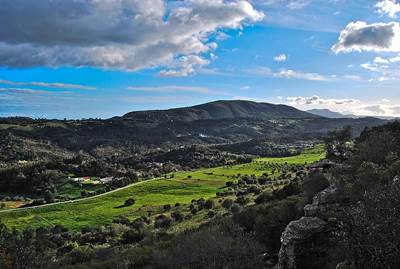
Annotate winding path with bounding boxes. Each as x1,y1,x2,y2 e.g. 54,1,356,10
0,177,161,214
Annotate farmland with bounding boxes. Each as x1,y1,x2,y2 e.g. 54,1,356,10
0,146,325,231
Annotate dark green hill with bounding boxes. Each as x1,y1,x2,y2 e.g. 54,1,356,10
123,100,319,122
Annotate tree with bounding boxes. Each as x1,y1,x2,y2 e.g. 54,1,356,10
342,183,400,268
324,126,352,160
204,199,215,210
124,198,135,207
302,171,329,201
221,199,233,209
44,191,55,203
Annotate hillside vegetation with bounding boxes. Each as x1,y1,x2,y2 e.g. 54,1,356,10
0,146,324,230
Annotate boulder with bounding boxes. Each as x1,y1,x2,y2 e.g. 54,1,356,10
276,217,332,269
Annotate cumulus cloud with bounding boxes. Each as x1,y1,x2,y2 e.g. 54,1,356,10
361,53,400,82
0,79,95,90
285,95,400,117
273,54,287,62
0,0,264,76
286,95,360,105
332,21,400,53
376,0,400,18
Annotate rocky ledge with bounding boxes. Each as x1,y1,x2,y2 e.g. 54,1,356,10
275,184,348,269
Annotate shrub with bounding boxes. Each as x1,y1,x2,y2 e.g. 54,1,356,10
204,199,215,210
235,196,248,205
302,171,329,201
255,192,274,204
221,199,234,209
154,215,172,229
171,211,184,222
121,229,146,244
230,204,241,214
124,198,135,207
153,221,264,269
207,210,216,218
225,181,234,188
258,177,269,185
190,208,198,215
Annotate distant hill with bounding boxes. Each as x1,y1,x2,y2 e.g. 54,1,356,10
306,109,351,119
123,100,320,122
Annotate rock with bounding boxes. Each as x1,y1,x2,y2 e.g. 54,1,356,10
304,185,349,221
276,217,332,269
275,183,351,269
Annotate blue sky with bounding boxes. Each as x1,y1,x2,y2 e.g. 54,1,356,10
0,0,400,118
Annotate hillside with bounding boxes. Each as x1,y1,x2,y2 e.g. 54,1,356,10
0,100,387,200
306,108,350,118
123,100,320,122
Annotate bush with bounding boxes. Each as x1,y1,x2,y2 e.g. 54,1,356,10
171,211,184,222
207,210,216,218
342,183,400,268
121,229,146,244
163,204,171,211
302,171,329,201
230,204,241,214
258,176,269,185
204,199,215,210
235,196,248,205
154,215,172,229
255,192,274,204
273,182,301,200
153,221,264,269
221,199,234,209
124,198,135,207
190,208,198,215
248,185,262,194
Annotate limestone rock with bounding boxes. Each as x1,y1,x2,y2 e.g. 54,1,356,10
276,216,332,269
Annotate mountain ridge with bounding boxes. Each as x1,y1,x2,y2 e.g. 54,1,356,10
306,108,350,118
123,100,320,122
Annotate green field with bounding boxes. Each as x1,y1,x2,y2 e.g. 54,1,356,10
0,146,325,231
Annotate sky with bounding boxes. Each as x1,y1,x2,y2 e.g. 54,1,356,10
0,0,400,119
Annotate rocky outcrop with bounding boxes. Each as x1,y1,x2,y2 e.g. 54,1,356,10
275,185,348,269
276,217,331,269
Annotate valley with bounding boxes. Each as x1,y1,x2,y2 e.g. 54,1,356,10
0,146,325,230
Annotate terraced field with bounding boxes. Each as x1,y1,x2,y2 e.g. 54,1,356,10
0,146,325,231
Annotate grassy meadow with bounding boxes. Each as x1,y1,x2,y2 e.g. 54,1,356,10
0,146,325,231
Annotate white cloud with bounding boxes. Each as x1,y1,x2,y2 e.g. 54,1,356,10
159,55,210,77
275,69,329,81
332,21,400,53
0,0,264,76
286,95,360,105
374,56,390,64
376,0,400,18
0,79,95,90
285,95,400,117
361,54,400,82
0,88,50,95
247,67,331,81
256,0,311,9
273,54,287,62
